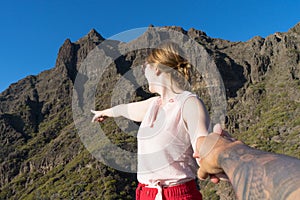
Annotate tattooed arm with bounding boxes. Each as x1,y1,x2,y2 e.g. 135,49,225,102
219,142,300,200
193,125,300,200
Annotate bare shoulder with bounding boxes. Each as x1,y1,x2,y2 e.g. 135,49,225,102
182,95,209,127
182,96,210,138
183,95,206,112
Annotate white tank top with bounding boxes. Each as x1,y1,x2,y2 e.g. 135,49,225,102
137,91,207,186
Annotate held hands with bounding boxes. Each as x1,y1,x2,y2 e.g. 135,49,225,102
193,124,240,183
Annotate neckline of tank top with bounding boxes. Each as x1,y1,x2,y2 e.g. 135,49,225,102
156,91,190,106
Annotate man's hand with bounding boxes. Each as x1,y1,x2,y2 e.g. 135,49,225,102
194,124,300,200
193,124,240,183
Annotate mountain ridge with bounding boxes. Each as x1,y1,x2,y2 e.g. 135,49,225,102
1,23,299,199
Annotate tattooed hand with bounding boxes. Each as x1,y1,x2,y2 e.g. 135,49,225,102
194,124,300,200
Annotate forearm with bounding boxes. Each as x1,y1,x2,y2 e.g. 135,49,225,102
219,144,300,200
109,104,126,118
109,104,143,121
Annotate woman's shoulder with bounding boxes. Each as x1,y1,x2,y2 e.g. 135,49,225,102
179,91,198,101
180,91,206,110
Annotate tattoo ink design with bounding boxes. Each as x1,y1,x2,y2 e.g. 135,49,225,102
219,144,300,200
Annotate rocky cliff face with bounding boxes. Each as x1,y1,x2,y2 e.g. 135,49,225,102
0,23,299,199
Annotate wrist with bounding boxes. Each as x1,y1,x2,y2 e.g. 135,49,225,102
217,141,245,171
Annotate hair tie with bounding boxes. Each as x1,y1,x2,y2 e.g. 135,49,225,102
177,62,190,69
177,62,185,69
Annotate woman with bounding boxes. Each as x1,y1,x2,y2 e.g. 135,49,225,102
91,42,210,200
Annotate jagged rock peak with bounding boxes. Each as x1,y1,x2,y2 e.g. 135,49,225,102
88,28,104,39
147,24,187,34
76,28,105,44
288,22,300,35
187,27,207,37
147,25,208,40
63,38,72,45
162,25,188,34
55,38,75,67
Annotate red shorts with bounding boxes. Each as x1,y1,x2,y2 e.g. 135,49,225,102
135,180,203,200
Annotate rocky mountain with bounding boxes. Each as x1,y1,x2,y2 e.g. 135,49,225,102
0,23,299,199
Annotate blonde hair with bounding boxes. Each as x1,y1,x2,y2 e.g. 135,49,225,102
146,42,191,90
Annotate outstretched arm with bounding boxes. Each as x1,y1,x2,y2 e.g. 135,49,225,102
91,96,158,122
194,125,300,200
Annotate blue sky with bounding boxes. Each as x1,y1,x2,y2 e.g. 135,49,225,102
0,0,299,93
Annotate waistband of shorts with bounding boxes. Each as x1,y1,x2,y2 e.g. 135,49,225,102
137,179,198,197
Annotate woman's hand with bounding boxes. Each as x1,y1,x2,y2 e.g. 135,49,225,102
194,124,235,183
91,109,109,122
